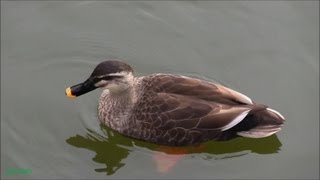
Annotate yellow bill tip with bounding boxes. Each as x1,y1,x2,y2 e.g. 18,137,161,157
66,87,76,98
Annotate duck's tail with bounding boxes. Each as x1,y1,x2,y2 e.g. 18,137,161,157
235,107,285,138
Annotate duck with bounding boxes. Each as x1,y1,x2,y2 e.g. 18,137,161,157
65,60,285,146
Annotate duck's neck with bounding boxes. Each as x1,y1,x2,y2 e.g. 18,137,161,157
98,86,136,132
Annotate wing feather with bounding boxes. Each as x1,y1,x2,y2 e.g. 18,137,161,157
153,93,251,131
151,74,253,105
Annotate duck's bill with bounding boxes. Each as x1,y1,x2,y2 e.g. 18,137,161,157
65,79,97,98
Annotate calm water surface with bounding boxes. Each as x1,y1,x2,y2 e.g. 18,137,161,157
1,1,319,179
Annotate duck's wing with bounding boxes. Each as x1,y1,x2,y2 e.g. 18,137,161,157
151,93,252,131
134,91,254,145
150,74,253,105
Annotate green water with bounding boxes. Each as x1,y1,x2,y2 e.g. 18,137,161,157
1,1,319,179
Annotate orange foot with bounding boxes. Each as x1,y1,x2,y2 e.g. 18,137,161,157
152,144,206,173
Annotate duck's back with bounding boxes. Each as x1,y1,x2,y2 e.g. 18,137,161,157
123,73,284,146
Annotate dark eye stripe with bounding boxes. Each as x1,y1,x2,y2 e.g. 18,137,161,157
101,75,122,81
91,75,122,83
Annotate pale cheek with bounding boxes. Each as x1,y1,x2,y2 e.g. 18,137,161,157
94,80,108,87
105,83,119,91
106,82,128,93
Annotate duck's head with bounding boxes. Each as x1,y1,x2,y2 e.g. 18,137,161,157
65,60,134,98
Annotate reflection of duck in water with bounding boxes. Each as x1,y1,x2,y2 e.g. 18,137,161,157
66,124,282,175
66,60,285,146
66,127,129,175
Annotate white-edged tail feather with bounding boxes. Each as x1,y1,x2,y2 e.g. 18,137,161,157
221,110,251,131
267,108,285,120
237,125,282,138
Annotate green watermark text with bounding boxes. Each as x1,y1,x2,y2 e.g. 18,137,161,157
4,168,32,175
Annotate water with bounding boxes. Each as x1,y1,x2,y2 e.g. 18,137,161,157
1,1,319,179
